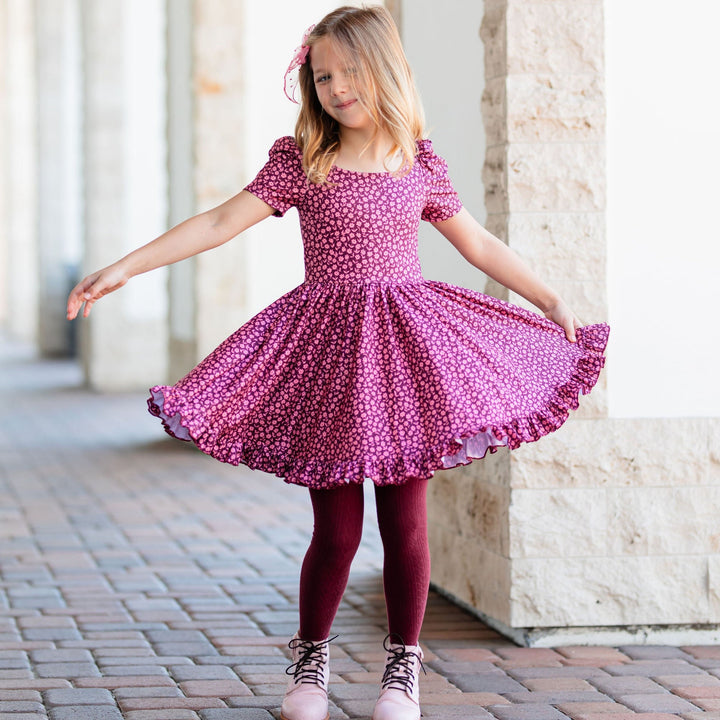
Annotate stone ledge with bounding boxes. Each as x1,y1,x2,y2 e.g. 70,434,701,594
511,555,716,627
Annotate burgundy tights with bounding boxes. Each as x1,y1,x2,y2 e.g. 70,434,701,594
298,478,430,645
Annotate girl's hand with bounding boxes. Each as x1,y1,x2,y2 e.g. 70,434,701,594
543,299,582,343
66,262,131,320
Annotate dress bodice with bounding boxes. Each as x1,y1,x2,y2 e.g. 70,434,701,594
244,136,463,284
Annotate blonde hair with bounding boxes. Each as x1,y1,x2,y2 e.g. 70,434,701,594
294,5,425,185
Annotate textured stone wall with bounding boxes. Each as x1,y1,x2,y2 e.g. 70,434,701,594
427,0,720,642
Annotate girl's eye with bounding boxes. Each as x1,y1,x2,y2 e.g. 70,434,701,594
315,74,330,84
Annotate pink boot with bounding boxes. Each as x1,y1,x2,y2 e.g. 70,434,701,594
372,634,425,720
280,633,336,720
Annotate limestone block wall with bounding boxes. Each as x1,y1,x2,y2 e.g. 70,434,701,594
426,0,720,644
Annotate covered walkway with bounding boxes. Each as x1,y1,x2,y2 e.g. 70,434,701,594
1,339,718,719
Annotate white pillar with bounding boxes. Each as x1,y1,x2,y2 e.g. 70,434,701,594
188,0,336,363
80,0,168,390
166,0,197,380
35,0,82,356
3,0,38,344
0,1,7,328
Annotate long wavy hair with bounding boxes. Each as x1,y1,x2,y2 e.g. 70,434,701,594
294,5,425,185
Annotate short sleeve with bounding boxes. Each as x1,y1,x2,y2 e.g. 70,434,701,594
244,136,307,217
417,139,463,222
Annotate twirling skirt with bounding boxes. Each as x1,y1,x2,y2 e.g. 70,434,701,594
148,280,609,489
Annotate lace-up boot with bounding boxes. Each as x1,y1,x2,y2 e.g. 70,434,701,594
280,633,336,720
372,634,425,720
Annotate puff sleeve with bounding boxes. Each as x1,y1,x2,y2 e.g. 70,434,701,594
244,136,307,217
417,139,463,222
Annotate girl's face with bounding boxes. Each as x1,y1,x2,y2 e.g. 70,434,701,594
310,38,373,133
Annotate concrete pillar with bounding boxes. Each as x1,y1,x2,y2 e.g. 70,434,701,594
187,0,332,364
80,0,168,390
190,0,249,359
425,0,720,646
2,0,38,343
166,0,197,380
0,1,7,328
34,0,82,356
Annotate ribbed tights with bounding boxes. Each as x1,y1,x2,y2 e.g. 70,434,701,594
298,478,430,645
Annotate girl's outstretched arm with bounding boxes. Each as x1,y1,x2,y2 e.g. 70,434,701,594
433,208,581,342
67,191,275,320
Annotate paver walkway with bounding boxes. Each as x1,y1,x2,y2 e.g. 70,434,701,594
2,337,720,720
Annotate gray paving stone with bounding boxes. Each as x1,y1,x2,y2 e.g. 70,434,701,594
618,645,695,660
502,691,612,704
96,656,193,667
0,701,45,712
589,674,668,697
21,629,81,642
153,642,218,656
200,711,275,719
170,665,240,681
45,688,115,705
49,706,123,720
145,630,209,643
619,692,703,713
225,696,284,709
30,650,93,664
34,662,101,678
507,666,609,680
0,655,29,669
423,707,495,719
444,673,526,693
489,704,572,720
603,660,708,676
94,665,171,676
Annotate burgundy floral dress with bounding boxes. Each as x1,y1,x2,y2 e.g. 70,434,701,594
148,136,609,489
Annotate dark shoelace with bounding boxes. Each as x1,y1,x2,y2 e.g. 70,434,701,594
380,633,426,693
285,635,338,686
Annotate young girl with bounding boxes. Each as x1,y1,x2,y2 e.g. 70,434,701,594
67,6,608,720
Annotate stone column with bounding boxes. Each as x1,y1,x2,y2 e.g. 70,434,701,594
0,1,6,328
166,0,197,379
2,0,38,344
35,0,82,356
426,0,720,646
80,0,168,390
427,0,609,641
190,0,249,360
187,0,311,364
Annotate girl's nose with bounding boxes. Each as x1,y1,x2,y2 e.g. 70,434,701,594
330,77,348,96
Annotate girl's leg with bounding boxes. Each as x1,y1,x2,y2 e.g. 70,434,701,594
374,478,430,645
298,483,365,641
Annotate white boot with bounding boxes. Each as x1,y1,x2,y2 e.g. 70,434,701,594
372,634,425,720
280,633,336,720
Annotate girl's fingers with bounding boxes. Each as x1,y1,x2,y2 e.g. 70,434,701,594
565,321,577,343
67,275,105,319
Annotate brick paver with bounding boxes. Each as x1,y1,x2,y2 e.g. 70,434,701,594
1,338,719,719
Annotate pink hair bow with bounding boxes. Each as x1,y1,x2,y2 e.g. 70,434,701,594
283,24,315,103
